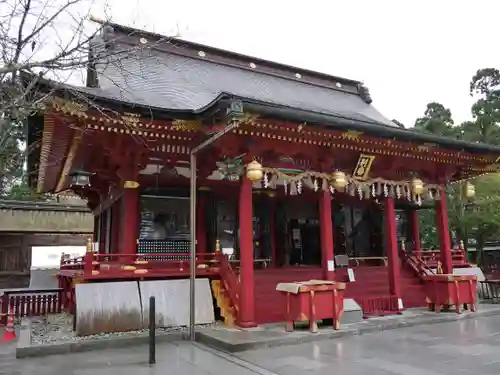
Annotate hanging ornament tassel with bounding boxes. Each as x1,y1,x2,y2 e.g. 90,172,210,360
406,187,411,201
435,188,440,200
289,181,298,196
383,183,389,197
263,173,269,188
396,185,402,199
417,194,422,206
428,189,434,200
297,180,303,194
283,180,288,195
329,185,335,194
376,182,382,196
313,178,319,192
357,185,363,200
371,184,376,197
322,178,328,191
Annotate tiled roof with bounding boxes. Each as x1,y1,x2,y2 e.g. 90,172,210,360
89,25,397,128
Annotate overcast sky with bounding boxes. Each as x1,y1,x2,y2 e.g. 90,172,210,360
93,0,500,128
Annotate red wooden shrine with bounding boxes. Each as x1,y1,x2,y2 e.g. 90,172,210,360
27,22,499,326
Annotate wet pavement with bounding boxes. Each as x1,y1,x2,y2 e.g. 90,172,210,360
2,315,500,374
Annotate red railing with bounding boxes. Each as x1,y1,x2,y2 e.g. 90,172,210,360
218,253,240,317
419,249,467,265
0,289,63,325
401,251,434,281
59,252,219,278
356,295,399,318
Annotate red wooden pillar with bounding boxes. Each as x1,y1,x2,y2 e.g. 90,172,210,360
111,201,121,253
196,192,207,256
435,188,453,274
238,175,256,328
120,187,139,255
268,196,277,268
319,191,335,280
409,209,422,257
384,197,402,307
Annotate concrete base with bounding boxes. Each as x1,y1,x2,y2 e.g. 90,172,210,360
16,318,188,359
341,298,363,324
197,304,500,352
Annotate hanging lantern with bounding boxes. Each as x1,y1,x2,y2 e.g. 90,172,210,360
246,160,263,182
410,177,424,195
464,182,475,199
330,171,347,190
69,170,93,187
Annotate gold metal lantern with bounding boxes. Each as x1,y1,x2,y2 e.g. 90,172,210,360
246,160,264,182
331,171,347,190
410,177,424,195
464,182,475,199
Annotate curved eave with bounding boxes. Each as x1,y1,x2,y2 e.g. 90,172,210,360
39,79,500,156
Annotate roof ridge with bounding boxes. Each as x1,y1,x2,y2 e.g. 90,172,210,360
96,20,363,88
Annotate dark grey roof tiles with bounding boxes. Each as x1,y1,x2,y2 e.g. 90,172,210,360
93,45,397,127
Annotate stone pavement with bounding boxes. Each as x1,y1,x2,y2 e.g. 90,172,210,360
2,315,500,374
237,315,500,374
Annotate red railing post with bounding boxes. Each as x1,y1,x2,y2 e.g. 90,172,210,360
83,251,93,276
0,293,8,325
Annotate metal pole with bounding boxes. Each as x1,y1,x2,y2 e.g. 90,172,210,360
189,152,197,341
188,119,239,341
148,296,156,365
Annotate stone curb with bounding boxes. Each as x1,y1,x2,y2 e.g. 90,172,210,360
197,307,500,352
16,319,188,359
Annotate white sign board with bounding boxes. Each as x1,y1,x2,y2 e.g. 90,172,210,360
347,268,356,282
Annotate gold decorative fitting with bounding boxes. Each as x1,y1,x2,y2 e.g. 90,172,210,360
410,177,424,195
91,270,100,275
134,269,148,274
123,180,140,189
341,130,363,141
121,112,140,129
171,119,202,132
215,239,221,253
51,97,88,117
246,160,264,182
121,265,137,271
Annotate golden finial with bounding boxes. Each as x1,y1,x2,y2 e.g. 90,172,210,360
86,237,93,253
215,239,221,254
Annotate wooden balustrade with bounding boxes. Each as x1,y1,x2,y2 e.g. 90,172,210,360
218,253,240,318
356,295,399,318
0,288,63,325
419,249,467,264
59,252,220,278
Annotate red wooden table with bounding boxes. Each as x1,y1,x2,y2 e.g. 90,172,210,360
276,280,346,333
423,274,477,313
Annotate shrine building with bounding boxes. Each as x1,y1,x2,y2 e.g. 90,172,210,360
27,22,498,328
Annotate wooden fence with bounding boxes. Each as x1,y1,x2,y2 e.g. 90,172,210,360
0,288,63,325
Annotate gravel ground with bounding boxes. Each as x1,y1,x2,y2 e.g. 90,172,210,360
30,313,218,345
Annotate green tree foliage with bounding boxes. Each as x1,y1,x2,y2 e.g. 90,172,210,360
411,69,500,260
414,102,456,137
